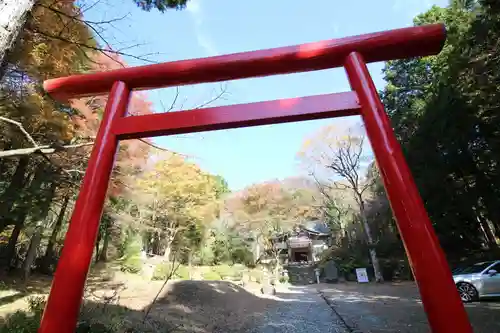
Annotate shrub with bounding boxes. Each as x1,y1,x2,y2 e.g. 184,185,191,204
202,270,221,280
279,275,289,284
152,263,191,281
118,229,141,259
197,246,215,266
78,300,174,332
27,296,45,313
0,296,169,333
118,230,143,274
77,300,127,333
319,244,370,279
1,310,40,333
214,264,236,279
230,247,254,266
0,297,45,333
176,265,191,280
152,262,174,280
213,264,245,280
120,256,142,274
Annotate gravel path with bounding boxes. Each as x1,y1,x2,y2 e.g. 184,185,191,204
319,282,500,333
251,285,349,333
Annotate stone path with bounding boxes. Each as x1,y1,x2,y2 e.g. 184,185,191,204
318,282,500,333
250,285,348,333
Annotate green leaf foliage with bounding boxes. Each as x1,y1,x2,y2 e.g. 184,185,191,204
133,0,189,12
380,0,500,259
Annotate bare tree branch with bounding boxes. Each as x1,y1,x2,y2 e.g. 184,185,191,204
159,87,180,113
38,3,133,68
306,128,384,282
135,139,196,160
79,0,102,14
0,113,191,161
0,116,39,147
0,142,94,158
193,84,229,109
27,26,158,64
63,169,85,174
143,254,181,320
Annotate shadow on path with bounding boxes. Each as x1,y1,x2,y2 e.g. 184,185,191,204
2,275,350,332
319,282,500,333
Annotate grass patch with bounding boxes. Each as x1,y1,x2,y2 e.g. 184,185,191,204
120,256,142,274
1,296,45,333
202,270,221,280
0,295,174,333
249,270,264,283
176,265,190,280
152,263,190,281
213,264,235,279
212,264,245,280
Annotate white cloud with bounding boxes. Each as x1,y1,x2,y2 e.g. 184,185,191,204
186,0,201,14
332,23,340,36
187,0,218,56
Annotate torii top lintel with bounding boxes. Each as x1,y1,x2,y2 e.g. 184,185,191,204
43,24,446,101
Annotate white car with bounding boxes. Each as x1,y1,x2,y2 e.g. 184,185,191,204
452,260,500,302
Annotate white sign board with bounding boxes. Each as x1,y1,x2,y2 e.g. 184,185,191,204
355,268,369,283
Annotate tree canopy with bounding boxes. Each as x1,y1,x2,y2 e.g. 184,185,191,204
380,0,500,257
0,0,199,275
133,0,190,12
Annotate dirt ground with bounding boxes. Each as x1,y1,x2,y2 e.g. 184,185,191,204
0,268,292,332
319,282,500,333
1,265,352,333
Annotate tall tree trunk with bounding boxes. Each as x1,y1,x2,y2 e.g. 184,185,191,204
476,210,498,249
0,157,29,231
152,232,160,255
4,223,22,267
2,210,29,268
163,228,178,260
0,142,13,175
480,193,500,239
359,197,384,283
21,176,56,280
458,167,498,249
469,164,500,238
0,0,36,80
0,163,46,268
163,245,171,261
95,234,101,264
188,252,193,280
22,223,42,281
273,249,281,282
98,220,112,262
98,232,109,262
40,195,69,274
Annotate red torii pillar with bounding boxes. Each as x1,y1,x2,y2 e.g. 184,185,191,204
38,24,473,333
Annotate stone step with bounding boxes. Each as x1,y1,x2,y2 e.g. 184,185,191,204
285,265,317,285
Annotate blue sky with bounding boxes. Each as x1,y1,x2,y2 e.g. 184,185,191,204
85,0,447,190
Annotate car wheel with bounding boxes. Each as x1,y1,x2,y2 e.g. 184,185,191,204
457,282,479,303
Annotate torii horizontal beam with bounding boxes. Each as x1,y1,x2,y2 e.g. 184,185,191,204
114,92,360,139
44,24,445,101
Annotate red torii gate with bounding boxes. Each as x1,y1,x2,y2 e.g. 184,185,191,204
38,24,473,333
